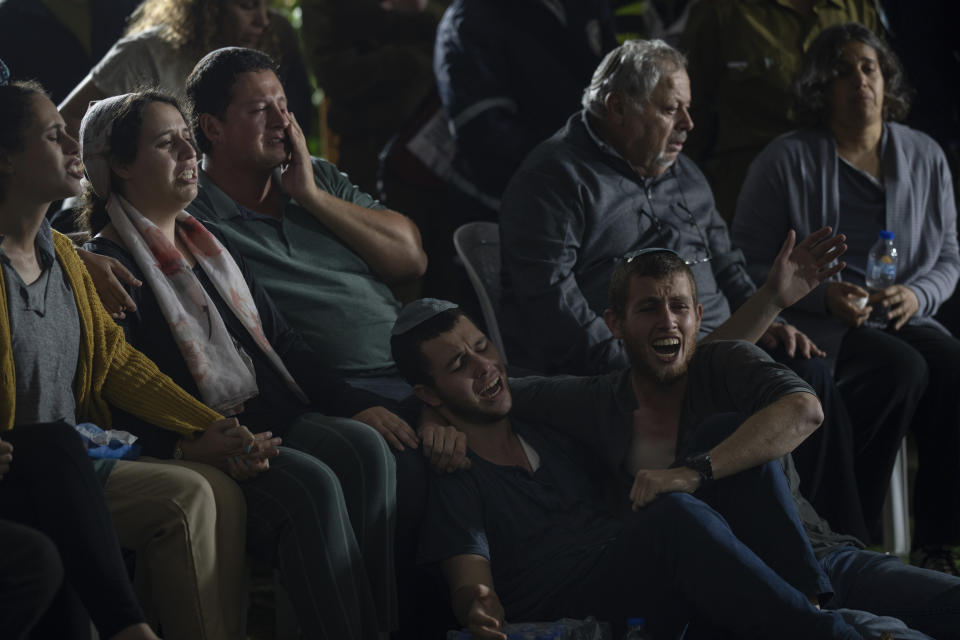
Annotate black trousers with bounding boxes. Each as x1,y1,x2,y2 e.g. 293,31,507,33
0,422,144,638
0,519,62,640
766,347,870,542
836,324,960,547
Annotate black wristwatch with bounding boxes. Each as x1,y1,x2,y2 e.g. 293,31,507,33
684,452,714,486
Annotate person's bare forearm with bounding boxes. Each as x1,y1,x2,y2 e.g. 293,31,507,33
703,285,781,345
299,188,427,282
706,392,822,478
59,74,106,139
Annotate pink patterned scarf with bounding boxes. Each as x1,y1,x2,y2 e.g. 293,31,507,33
106,193,308,414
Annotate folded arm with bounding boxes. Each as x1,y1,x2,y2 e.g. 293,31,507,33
631,391,823,509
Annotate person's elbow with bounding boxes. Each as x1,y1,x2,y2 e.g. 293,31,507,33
787,392,824,441
385,214,428,281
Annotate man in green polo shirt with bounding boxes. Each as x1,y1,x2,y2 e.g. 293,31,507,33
183,47,428,412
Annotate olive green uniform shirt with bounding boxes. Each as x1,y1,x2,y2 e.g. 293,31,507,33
680,0,880,221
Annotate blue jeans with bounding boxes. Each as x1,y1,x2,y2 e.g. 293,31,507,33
822,547,960,639
555,414,858,639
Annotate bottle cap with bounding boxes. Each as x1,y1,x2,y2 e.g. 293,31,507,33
879,230,895,240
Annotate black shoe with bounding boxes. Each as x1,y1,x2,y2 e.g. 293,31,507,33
910,546,960,576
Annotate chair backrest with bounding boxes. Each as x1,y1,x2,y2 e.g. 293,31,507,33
453,221,507,363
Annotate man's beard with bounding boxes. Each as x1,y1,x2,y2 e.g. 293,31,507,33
438,390,512,425
626,340,696,387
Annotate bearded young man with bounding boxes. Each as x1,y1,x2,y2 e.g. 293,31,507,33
390,293,871,640
506,251,960,640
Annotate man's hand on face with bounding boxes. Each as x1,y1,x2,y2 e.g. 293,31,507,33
764,227,847,310
279,112,318,204
630,467,700,510
825,282,873,327
760,322,825,359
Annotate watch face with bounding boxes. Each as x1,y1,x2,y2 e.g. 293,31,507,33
687,453,713,480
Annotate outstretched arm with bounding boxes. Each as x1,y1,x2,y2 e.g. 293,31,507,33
704,228,846,345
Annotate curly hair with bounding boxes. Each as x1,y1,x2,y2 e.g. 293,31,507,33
793,22,911,126
126,0,281,62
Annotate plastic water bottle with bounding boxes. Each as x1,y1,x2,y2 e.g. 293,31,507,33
864,230,898,328
624,617,653,639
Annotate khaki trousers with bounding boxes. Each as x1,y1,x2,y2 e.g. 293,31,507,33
104,458,247,639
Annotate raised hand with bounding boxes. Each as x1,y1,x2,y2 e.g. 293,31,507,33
764,227,847,310
279,112,316,204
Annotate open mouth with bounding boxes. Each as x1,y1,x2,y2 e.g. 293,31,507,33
178,167,197,181
66,159,84,180
651,337,681,357
478,377,503,399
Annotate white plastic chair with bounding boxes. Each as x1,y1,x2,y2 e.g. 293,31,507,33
882,437,911,556
453,222,507,363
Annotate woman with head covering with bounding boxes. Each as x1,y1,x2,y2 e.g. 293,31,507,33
0,60,250,639
732,23,960,575
80,89,401,639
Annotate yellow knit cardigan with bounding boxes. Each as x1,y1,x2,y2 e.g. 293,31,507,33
0,231,221,433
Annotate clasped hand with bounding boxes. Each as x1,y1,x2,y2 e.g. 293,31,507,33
629,467,701,510
181,418,281,480
826,282,918,330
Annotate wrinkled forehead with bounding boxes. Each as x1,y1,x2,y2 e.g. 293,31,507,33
420,316,486,370
627,271,695,302
227,69,286,108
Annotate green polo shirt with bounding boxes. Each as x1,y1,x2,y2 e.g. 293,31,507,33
187,160,401,377
680,0,881,219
